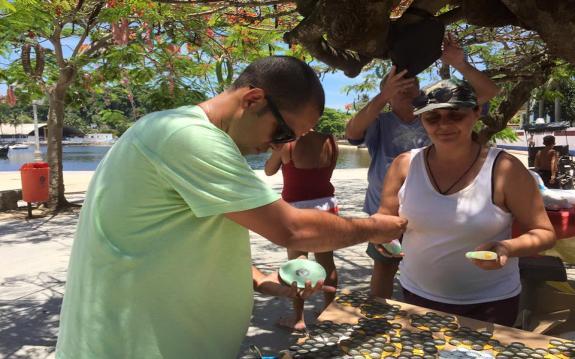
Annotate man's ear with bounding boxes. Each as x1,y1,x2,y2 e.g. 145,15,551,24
240,87,266,111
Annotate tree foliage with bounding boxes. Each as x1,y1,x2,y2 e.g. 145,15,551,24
315,107,347,138
0,0,303,210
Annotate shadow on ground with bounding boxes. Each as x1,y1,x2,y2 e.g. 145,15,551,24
0,276,62,358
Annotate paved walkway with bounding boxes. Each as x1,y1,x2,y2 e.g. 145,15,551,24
1,150,572,359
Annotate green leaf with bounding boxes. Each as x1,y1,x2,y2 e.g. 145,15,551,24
0,0,16,11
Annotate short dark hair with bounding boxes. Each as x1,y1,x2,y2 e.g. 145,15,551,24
543,135,555,146
231,56,325,116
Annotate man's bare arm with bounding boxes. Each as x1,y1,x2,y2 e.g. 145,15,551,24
225,200,407,252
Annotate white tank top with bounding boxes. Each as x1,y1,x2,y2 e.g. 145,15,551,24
398,147,521,304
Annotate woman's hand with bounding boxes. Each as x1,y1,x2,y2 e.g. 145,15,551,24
469,241,510,270
254,270,336,299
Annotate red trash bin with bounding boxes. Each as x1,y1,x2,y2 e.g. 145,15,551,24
512,207,575,240
20,162,50,203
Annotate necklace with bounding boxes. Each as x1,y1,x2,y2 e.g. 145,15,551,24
425,143,482,195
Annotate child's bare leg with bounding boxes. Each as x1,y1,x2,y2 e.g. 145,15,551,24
314,251,337,310
277,250,307,331
370,260,399,299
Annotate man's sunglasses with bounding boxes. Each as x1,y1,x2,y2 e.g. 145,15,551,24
412,87,458,109
265,94,297,144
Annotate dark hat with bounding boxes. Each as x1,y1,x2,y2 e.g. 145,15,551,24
413,78,478,115
388,9,445,78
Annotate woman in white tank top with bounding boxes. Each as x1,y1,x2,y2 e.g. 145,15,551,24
377,79,556,326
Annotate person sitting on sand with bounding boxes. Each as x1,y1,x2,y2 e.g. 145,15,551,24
534,135,559,188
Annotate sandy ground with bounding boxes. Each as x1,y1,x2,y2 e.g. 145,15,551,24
0,149,559,359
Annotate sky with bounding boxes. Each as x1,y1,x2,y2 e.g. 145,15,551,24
321,71,370,110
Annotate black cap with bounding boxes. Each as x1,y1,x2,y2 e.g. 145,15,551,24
413,78,478,115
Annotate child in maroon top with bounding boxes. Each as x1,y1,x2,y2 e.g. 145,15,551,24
265,131,339,330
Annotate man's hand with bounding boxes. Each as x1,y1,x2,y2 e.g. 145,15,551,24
441,33,466,68
373,239,404,258
469,241,510,270
254,270,336,299
379,66,416,102
369,213,408,244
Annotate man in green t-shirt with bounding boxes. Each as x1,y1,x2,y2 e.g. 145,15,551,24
56,56,407,359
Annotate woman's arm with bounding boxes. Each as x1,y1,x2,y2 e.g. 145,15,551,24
378,152,411,216
474,153,556,270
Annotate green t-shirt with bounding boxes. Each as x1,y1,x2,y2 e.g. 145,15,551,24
56,106,280,359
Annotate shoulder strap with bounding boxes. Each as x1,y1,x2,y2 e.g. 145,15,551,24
490,148,505,205
287,141,294,163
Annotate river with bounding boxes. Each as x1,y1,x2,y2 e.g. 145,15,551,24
0,144,371,171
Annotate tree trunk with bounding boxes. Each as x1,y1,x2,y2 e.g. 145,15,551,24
46,66,76,210
478,63,552,144
439,62,450,80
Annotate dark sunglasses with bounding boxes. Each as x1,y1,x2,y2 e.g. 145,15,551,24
420,108,472,125
264,94,297,144
412,87,458,109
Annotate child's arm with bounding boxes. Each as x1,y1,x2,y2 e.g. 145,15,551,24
264,147,284,176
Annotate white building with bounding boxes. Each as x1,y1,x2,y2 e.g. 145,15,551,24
0,123,88,143
84,133,115,143
0,123,47,143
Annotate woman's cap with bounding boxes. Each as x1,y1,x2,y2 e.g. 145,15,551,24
413,78,478,115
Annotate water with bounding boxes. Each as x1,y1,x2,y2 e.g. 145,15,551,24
0,145,112,171
0,144,371,171
245,146,371,170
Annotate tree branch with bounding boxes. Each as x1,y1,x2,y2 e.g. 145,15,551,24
285,18,371,77
187,5,227,16
50,25,67,68
71,1,105,58
436,6,464,25
81,34,113,60
223,8,297,20
153,0,290,5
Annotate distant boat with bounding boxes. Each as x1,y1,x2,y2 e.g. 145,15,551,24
0,146,8,158
9,144,29,149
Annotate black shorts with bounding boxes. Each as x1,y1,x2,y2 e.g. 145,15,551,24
402,287,520,327
537,169,559,189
